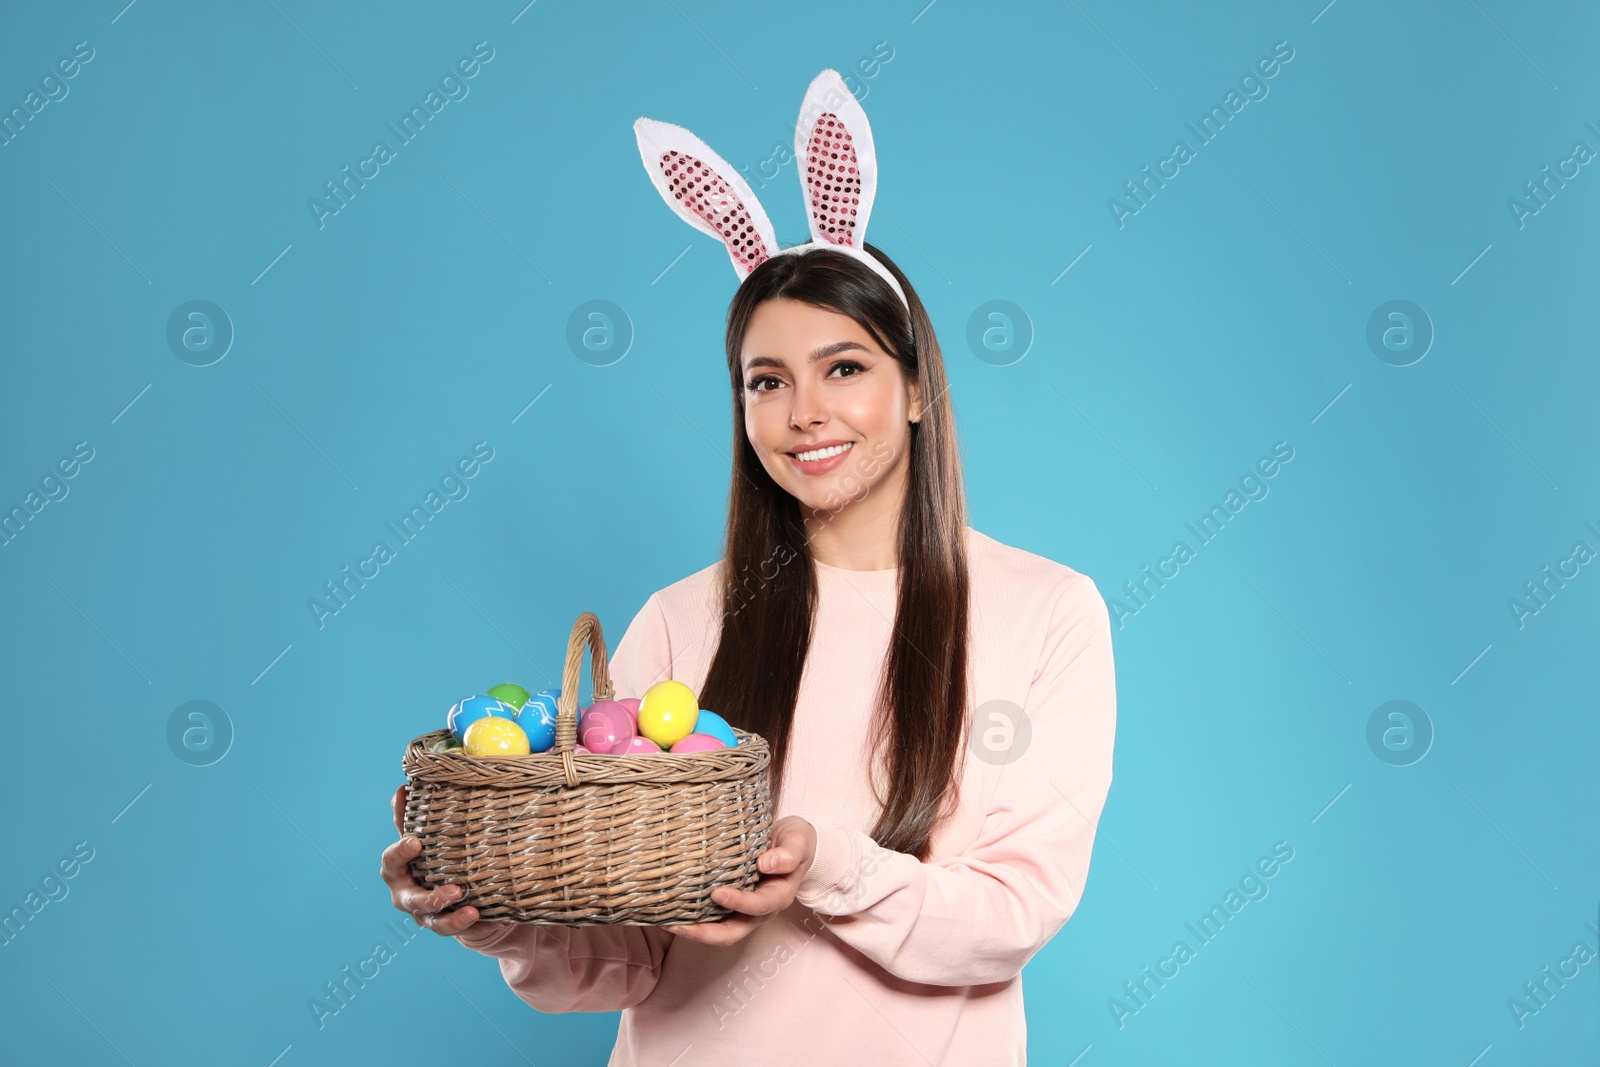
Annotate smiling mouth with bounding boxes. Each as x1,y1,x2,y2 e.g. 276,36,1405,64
786,440,855,476
790,442,854,462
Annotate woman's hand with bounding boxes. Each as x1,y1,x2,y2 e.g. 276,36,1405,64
668,815,817,947
381,784,510,939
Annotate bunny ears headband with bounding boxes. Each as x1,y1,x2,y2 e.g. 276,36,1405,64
633,68,910,312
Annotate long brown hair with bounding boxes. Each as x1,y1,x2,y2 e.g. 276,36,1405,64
696,241,970,861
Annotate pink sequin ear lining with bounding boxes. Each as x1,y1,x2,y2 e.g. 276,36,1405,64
805,113,862,247
659,150,770,275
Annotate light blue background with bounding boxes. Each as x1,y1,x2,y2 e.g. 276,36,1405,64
2,1,1596,1063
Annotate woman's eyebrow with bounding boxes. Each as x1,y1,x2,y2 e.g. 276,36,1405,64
744,340,869,372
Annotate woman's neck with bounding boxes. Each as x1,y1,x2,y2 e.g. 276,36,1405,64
803,488,903,571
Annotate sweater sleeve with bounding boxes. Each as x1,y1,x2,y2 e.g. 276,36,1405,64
452,592,679,1012
454,922,676,1014
794,575,1117,986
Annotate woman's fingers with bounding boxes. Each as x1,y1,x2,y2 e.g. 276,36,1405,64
418,903,484,937
380,834,480,937
757,846,799,875
668,914,758,945
710,826,811,918
712,879,793,918
742,826,814,894
382,812,502,939
381,837,451,906
666,864,803,944
396,879,462,916
754,824,810,874
752,818,816,881
395,877,481,937
378,834,422,888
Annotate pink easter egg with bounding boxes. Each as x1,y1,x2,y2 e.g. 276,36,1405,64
612,735,661,755
669,733,727,754
572,744,592,755
588,699,632,725
580,705,635,754
616,697,641,724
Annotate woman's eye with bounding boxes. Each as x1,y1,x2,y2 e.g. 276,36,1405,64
747,361,862,393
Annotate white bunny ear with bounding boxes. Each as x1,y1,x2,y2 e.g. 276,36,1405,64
793,69,881,249
634,117,779,281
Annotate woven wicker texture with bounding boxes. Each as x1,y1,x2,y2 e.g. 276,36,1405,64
402,611,773,924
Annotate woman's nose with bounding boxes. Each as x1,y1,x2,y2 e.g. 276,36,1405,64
788,382,826,430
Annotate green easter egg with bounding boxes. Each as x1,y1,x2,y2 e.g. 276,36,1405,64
486,683,531,712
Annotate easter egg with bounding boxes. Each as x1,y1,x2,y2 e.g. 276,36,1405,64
691,709,739,749
637,680,698,747
463,715,530,756
519,690,561,753
617,697,641,724
612,735,662,755
524,688,561,718
572,744,593,755
447,695,515,743
670,733,727,754
579,703,634,754
486,683,530,713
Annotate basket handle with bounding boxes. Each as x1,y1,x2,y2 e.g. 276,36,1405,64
553,611,615,786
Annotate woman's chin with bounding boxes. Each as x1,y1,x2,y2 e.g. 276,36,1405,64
757,461,862,518
774,485,831,518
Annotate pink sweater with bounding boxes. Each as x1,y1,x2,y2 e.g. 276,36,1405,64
456,526,1117,1065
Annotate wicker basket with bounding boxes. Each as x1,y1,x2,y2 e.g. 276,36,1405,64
401,610,773,925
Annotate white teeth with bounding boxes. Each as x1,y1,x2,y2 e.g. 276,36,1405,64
794,442,853,463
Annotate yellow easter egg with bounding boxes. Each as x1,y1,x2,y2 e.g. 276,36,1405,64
637,680,699,747
463,715,530,756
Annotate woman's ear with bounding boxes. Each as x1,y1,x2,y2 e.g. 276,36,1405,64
908,379,923,424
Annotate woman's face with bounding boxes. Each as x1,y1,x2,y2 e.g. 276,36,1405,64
739,297,921,522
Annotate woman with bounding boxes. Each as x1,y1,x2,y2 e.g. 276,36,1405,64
381,237,1118,1065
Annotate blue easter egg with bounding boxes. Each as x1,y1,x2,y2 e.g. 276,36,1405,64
520,689,562,753
447,695,514,743
693,709,738,748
